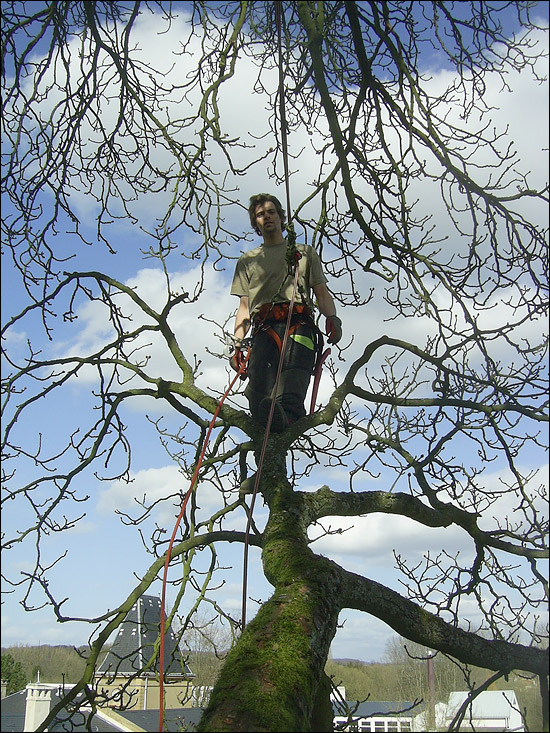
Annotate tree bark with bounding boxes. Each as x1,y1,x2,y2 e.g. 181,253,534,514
198,454,341,731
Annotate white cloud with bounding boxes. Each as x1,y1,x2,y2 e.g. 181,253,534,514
331,610,396,662
55,264,238,398
310,513,473,569
1,613,86,648
97,463,228,521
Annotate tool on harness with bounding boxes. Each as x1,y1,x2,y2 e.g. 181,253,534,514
226,334,253,379
230,347,248,379
310,343,331,414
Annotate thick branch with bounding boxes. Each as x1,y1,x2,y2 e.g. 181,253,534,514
339,566,548,677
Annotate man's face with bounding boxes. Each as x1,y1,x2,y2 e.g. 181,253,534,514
254,201,283,238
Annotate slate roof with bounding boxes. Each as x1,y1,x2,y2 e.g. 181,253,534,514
96,595,193,678
0,687,204,733
0,688,120,732
0,690,27,733
116,706,203,731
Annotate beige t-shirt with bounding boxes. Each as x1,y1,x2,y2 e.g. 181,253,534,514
230,241,327,316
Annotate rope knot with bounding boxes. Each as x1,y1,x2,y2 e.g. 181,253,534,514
285,222,300,273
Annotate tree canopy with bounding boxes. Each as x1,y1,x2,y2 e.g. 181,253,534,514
1,2,548,731
1,652,28,696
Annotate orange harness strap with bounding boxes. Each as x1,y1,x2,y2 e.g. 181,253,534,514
265,323,300,352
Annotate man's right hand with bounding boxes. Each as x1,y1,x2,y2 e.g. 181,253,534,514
230,347,248,378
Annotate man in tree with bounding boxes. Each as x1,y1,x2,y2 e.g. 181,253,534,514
230,193,342,432
2,4,547,731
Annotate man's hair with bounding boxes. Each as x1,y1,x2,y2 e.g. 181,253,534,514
248,193,286,235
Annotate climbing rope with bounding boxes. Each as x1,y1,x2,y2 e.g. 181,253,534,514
239,1,304,630
240,256,301,628
276,1,293,233
157,348,250,732
159,5,325,727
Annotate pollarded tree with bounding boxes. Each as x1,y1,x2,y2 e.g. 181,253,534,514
1,2,548,731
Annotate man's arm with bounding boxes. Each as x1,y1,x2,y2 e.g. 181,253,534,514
313,283,337,319
313,283,342,345
234,296,251,343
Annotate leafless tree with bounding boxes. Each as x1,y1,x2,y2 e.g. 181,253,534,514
2,2,548,731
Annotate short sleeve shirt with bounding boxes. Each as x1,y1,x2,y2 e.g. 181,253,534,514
230,241,327,316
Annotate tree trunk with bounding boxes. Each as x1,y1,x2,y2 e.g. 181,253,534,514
198,451,340,732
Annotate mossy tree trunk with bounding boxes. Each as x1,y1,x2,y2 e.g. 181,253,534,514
198,446,340,732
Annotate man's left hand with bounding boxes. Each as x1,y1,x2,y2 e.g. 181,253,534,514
325,315,342,344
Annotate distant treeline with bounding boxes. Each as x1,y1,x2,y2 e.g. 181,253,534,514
1,644,109,685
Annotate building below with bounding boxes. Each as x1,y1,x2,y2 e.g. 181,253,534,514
94,594,194,710
443,690,524,732
0,684,527,732
333,687,525,732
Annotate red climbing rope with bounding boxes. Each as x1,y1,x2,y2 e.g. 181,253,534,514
157,348,250,732
310,346,331,414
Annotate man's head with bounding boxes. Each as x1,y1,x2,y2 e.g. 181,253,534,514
248,193,286,236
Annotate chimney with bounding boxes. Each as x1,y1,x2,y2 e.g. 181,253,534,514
24,683,52,732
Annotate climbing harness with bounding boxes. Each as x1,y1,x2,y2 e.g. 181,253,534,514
254,303,313,356
251,302,329,414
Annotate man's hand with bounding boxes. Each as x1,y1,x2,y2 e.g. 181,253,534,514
325,315,342,345
230,346,248,378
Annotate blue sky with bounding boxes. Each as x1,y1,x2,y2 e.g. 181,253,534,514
1,3,548,664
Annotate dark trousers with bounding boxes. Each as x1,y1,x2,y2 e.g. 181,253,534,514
245,319,316,424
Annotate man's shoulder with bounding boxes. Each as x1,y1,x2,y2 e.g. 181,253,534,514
296,242,321,259
237,244,263,261
296,242,317,251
